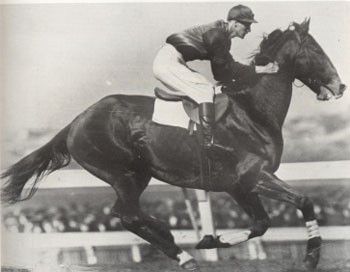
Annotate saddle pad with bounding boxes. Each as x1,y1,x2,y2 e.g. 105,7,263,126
152,98,192,129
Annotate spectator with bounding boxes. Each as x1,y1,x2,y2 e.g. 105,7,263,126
3,188,350,233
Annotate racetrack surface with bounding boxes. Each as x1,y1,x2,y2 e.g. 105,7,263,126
3,259,350,272
56,259,350,272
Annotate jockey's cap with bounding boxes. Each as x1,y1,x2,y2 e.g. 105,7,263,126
227,5,258,24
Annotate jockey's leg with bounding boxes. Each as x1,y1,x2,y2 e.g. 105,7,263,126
153,44,234,155
198,102,215,149
252,171,322,269
154,44,230,189
153,44,214,104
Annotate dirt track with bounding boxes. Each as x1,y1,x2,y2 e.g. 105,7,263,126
46,259,350,272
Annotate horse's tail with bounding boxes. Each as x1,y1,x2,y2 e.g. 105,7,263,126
1,125,72,204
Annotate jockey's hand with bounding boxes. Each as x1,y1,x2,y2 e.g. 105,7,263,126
255,61,279,74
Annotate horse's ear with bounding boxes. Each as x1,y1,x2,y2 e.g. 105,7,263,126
300,17,311,33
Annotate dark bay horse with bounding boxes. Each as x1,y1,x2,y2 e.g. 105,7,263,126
1,20,346,270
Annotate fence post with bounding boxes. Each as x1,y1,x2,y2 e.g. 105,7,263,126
84,246,97,264
131,245,142,263
182,188,201,241
195,190,218,261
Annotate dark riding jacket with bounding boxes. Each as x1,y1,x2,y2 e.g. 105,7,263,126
166,20,259,84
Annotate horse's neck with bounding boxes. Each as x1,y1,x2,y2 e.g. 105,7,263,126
248,73,293,130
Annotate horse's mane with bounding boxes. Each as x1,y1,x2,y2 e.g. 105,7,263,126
225,21,308,97
250,20,310,66
251,29,285,65
224,29,286,97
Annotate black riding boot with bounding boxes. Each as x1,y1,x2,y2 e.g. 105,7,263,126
198,102,215,151
198,102,215,190
198,102,233,190
199,102,235,154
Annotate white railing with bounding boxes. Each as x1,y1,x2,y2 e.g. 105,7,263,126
33,160,350,189
3,161,350,267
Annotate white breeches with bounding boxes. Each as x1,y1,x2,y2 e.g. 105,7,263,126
153,44,214,104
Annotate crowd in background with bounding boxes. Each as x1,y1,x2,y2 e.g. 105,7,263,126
3,188,350,233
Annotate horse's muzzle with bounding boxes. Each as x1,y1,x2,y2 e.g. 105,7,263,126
318,82,346,101
337,83,347,99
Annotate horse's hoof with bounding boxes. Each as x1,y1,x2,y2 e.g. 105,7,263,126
303,236,322,269
195,235,230,249
304,248,321,270
180,259,201,271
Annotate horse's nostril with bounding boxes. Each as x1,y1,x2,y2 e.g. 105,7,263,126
340,83,347,93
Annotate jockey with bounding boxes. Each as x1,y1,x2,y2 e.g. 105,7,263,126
153,5,279,152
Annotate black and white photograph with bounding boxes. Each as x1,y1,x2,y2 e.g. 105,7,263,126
1,1,350,271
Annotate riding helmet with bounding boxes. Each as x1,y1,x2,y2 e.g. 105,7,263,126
227,5,258,23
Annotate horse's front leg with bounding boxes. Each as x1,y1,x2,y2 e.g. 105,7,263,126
253,170,322,269
227,187,271,240
196,153,270,249
195,187,271,249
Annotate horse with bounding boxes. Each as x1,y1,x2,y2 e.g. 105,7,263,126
1,19,346,271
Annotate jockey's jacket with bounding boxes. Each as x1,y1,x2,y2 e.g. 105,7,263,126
166,20,259,84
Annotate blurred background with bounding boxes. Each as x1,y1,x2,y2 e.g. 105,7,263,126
3,185,350,234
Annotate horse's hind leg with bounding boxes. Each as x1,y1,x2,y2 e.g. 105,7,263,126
112,172,200,271
252,171,322,269
76,158,199,271
80,162,199,271
68,124,199,270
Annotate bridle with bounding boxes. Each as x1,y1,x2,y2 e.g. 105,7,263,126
289,24,324,93
291,28,305,88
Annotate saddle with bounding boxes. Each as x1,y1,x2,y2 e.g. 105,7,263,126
154,87,229,126
154,87,232,191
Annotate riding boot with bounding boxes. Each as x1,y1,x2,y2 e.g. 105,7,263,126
198,102,215,189
198,102,215,151
198,103,235,155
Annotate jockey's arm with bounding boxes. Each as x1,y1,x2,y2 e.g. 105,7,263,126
203,28,259,84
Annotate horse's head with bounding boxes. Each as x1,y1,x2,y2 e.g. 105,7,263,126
254,19,346,100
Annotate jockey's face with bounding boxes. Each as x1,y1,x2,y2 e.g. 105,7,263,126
228,20,251,39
